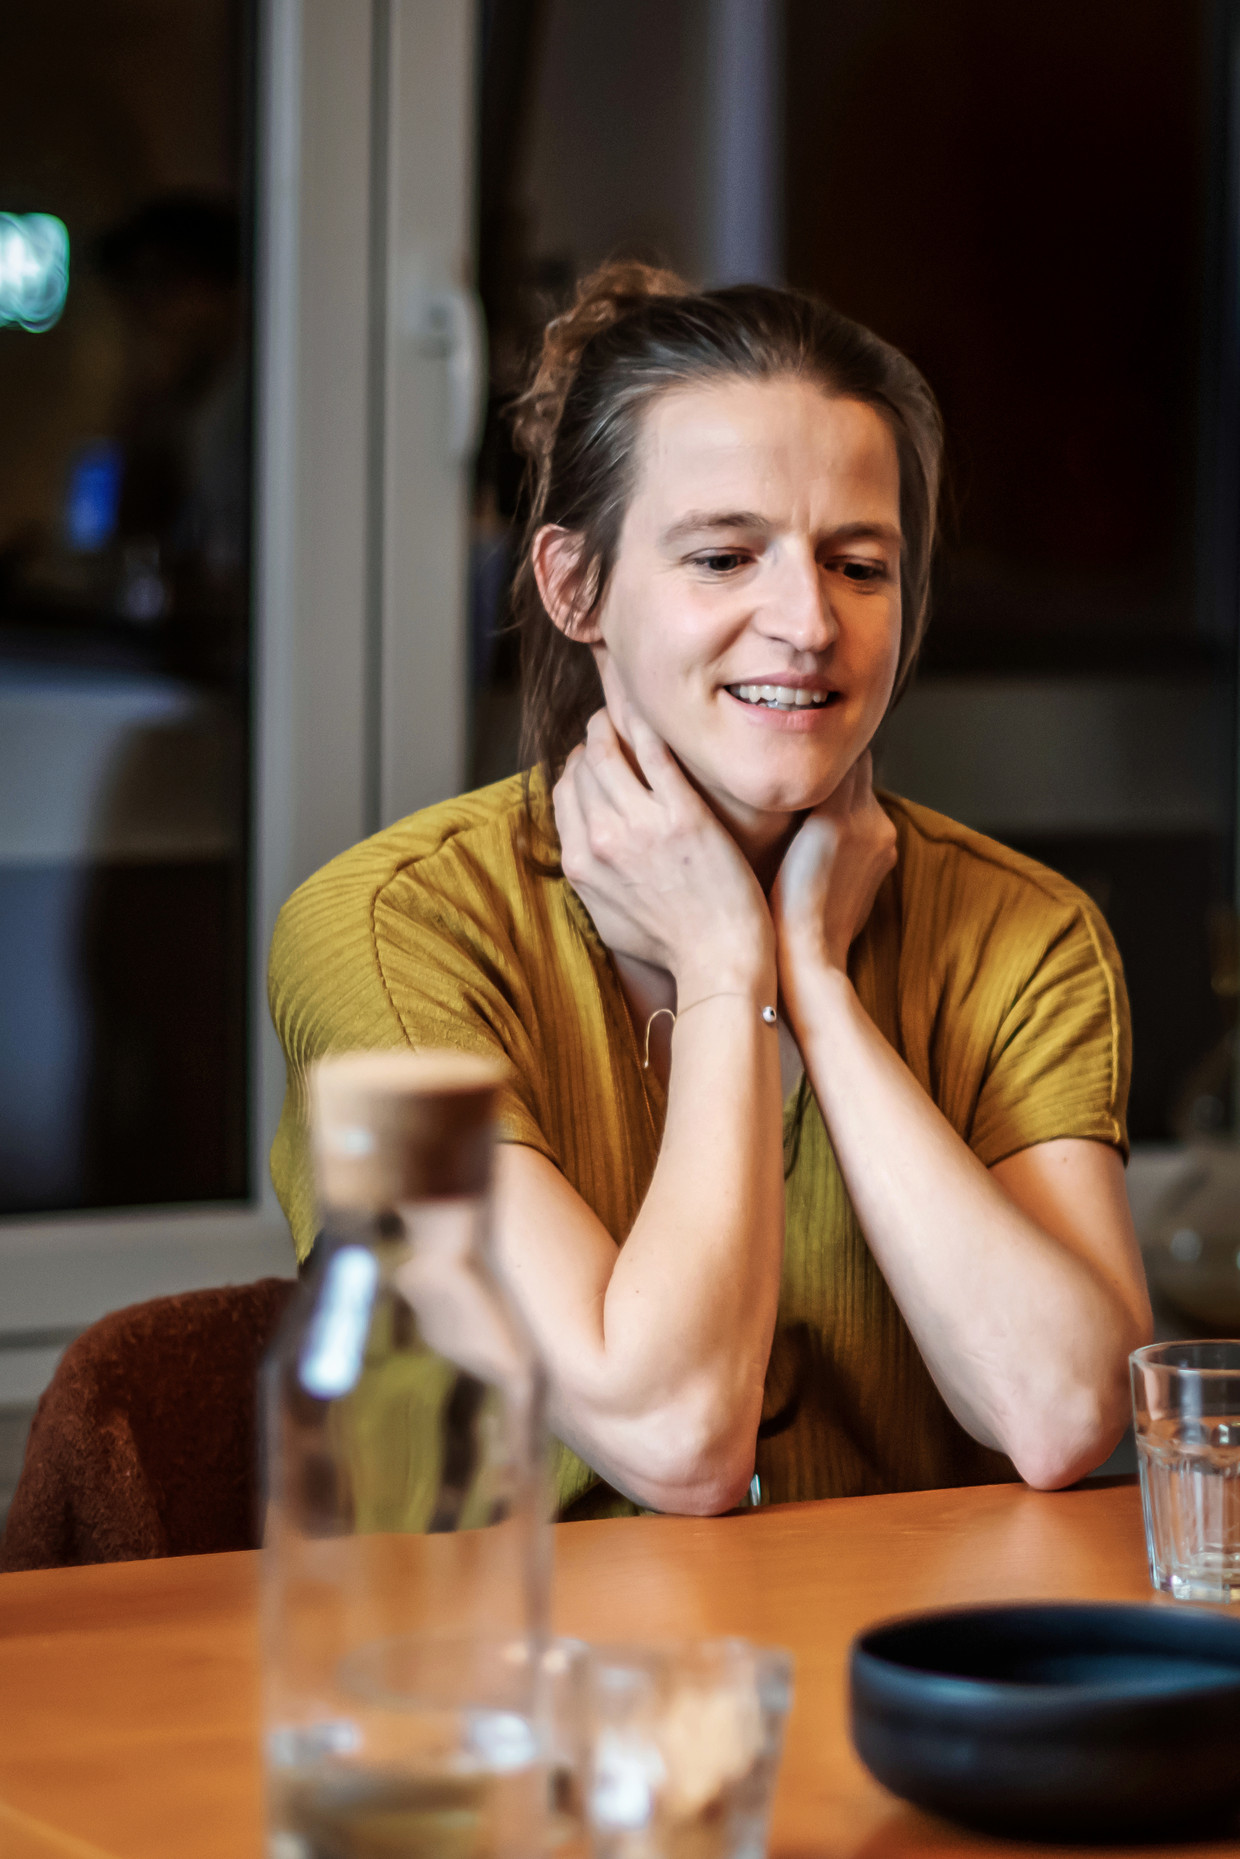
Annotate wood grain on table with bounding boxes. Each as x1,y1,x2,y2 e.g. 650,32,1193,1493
0,1479,1235,1859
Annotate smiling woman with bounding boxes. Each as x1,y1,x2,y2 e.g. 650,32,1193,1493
269,263,1152,1519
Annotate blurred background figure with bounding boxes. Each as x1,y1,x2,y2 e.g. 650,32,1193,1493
95,192,248,669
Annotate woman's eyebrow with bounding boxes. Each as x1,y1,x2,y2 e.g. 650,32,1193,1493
661,509,769,545
827,520,903,548
661,513,904,548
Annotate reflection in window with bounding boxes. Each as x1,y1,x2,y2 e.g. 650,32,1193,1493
0,213,70,332
0,2,253,1214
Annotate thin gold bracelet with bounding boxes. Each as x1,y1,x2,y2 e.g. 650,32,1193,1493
642,994,778,1069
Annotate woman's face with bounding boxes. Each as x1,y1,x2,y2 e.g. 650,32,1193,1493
581,375,903,836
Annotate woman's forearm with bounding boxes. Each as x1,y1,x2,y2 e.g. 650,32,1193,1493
604,980,785,1468
785,962,1148,1487
495,965,785,1514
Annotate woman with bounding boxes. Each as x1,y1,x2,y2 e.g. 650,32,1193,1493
269,263,1151,1519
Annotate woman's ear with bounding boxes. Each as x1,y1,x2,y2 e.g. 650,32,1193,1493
531,526,602,642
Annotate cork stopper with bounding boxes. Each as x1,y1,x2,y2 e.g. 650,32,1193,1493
310,1050,507,1209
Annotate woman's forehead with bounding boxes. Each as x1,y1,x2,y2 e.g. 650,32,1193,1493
631,376,900,527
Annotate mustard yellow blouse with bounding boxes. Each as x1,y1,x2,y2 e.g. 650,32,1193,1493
268,772,1130,1517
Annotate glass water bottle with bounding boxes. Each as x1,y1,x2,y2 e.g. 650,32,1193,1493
262,1050,550,1859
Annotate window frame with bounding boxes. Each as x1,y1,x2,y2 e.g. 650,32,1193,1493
0,0,477,1400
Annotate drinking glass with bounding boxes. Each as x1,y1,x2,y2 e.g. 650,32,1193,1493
582,1639,793,1859
1131,1339,1240,1603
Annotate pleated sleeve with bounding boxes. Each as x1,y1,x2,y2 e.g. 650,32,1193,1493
967,896,1130,1165
268,809,557,1262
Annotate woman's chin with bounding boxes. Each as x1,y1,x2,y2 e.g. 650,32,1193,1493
718,746,856,811
704,770,843,821
674,733,866,823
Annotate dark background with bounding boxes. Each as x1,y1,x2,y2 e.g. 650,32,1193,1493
472,0,1240,1144
784,0,1238,1141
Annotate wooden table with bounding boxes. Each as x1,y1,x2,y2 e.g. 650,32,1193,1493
1,1478,1237,1859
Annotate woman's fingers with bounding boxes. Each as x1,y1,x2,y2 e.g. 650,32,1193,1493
576,752,632,867
771,739,898,979
552,759,591,883
555,702,770,981
577,711,648,824
625,704,685,804
818,748,871,824
578,700,687,818
564,716,648,875
581,705,679,821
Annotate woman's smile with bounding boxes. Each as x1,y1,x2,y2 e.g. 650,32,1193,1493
723,677,844,728
727,681,838,710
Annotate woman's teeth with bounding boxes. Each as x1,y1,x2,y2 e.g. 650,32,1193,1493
729,683,836,710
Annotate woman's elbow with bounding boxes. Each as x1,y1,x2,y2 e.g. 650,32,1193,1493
1009,1341,1146,1492
1013,1418,1120,1492
1003,1291,1152,1491
609,1396,759,1516
657,1451,756,1516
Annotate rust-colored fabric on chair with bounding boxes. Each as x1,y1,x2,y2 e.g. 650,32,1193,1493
0,1278,297,1571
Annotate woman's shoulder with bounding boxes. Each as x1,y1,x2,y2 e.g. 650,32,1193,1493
267,772,564,1257
268,772,553,1028
880,790,1103,935
872,793,1129,1160
277,771,537,937
875,788,1125,1017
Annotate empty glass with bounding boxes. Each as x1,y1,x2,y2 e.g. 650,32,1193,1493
1131,1340,1240,1603
580,1639,793,1859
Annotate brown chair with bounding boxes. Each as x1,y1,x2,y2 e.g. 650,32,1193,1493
0,1277,297,1572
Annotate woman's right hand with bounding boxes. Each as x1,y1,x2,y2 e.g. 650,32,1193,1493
553,705,773,994
531,705,785,1512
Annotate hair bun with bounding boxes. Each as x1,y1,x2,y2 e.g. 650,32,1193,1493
512,259,686,478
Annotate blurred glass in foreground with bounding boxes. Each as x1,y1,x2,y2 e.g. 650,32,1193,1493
582,1640,793,1859
261,1050,551,1859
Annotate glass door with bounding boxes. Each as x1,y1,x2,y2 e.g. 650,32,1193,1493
0,0,479,1426
0,1,254,1214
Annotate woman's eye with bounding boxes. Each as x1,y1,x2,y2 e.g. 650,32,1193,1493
837,559,887,583
694,551,750,574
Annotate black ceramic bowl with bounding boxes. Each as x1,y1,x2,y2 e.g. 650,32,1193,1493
849,1602,1240,1841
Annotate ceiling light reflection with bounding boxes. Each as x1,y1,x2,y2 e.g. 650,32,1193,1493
0,214,70,332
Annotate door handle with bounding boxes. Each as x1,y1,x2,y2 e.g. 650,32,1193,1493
403,282,488,463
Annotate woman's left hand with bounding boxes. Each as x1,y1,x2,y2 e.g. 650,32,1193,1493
769,750,1150,1490
770,751,897,999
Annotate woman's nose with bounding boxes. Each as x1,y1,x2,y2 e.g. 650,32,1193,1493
758,552,838,653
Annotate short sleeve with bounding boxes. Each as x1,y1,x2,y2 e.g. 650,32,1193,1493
968,900,1131,1168
268,833,557,1261
370,862,558,1165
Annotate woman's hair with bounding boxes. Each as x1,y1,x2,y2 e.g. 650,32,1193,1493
510,260,943,787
